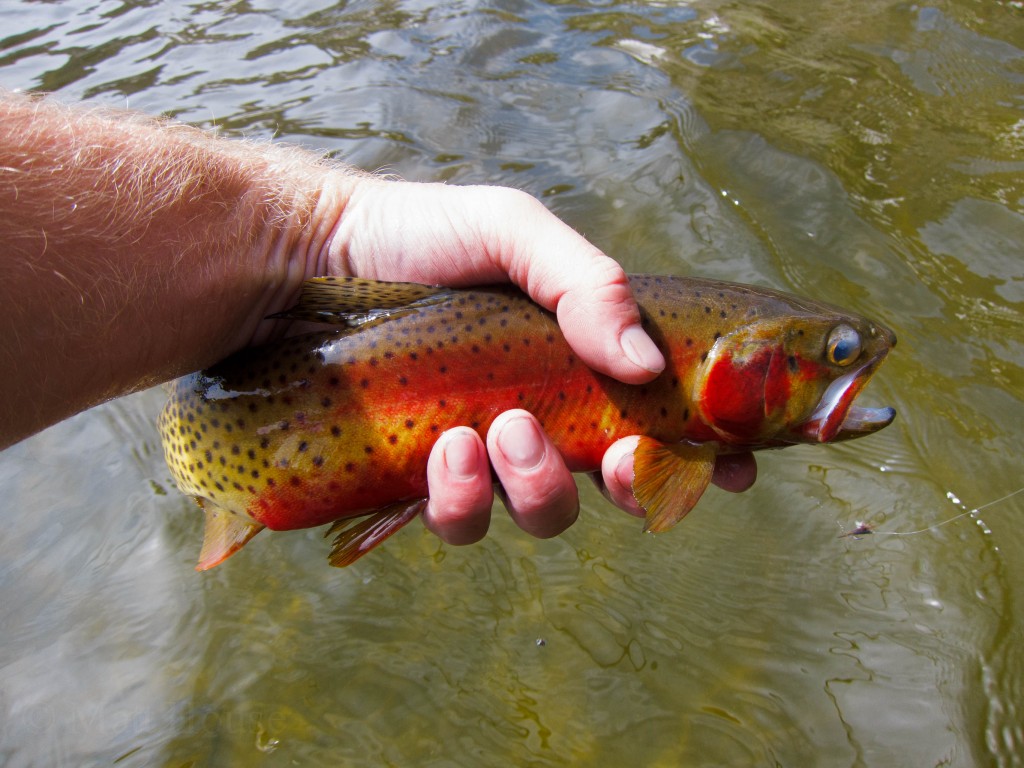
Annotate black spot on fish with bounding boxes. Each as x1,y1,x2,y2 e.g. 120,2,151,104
405,419,415,429
388,434,398,445
298,441,308,452
788,355,799,372
312,456,324,467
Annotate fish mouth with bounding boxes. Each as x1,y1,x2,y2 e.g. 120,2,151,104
799,356,895,443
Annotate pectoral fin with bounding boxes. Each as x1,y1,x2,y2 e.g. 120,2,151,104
632,438,716,533
326,498,428,567
196,501,265,571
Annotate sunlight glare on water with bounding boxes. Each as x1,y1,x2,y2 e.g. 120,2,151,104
1,1,1022,766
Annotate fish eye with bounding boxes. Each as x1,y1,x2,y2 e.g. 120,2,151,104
826,325,862,366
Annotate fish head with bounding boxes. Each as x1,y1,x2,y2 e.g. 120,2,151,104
691,312,896,445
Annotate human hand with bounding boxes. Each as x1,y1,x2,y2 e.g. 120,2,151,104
324,178,756,544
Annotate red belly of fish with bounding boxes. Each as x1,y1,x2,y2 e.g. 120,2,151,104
242,329,626,531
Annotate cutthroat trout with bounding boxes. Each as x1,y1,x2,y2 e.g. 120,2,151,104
158,275,896,569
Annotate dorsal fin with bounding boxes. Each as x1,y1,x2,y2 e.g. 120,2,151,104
270,277,451,326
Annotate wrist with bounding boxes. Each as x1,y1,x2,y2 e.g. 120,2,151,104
229,153,366,348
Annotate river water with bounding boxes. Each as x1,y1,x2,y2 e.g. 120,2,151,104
1,1,1022,766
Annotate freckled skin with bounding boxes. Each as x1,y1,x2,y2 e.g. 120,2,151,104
159,275,895,532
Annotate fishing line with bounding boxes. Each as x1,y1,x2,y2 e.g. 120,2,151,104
839,486,1024,539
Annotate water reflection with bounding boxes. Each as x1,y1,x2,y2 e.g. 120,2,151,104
1,0,1023,766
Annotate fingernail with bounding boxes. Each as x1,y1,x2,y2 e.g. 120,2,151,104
621,324,665,373
496,416,545,470
443,430,480,480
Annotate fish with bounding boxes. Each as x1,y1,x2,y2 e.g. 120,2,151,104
158,274,896,569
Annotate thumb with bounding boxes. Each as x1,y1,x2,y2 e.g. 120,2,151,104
554,261,665,385
485,189,665,384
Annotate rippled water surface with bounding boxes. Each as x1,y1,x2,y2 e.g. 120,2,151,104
2,1,1023,766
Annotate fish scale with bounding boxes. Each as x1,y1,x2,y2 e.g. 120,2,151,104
159,274,896,568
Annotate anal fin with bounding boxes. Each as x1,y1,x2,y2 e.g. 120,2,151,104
196,501,265,571
326,498,428,567
632,438,716,533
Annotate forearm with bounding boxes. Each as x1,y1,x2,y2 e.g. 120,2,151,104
0,91,353,448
